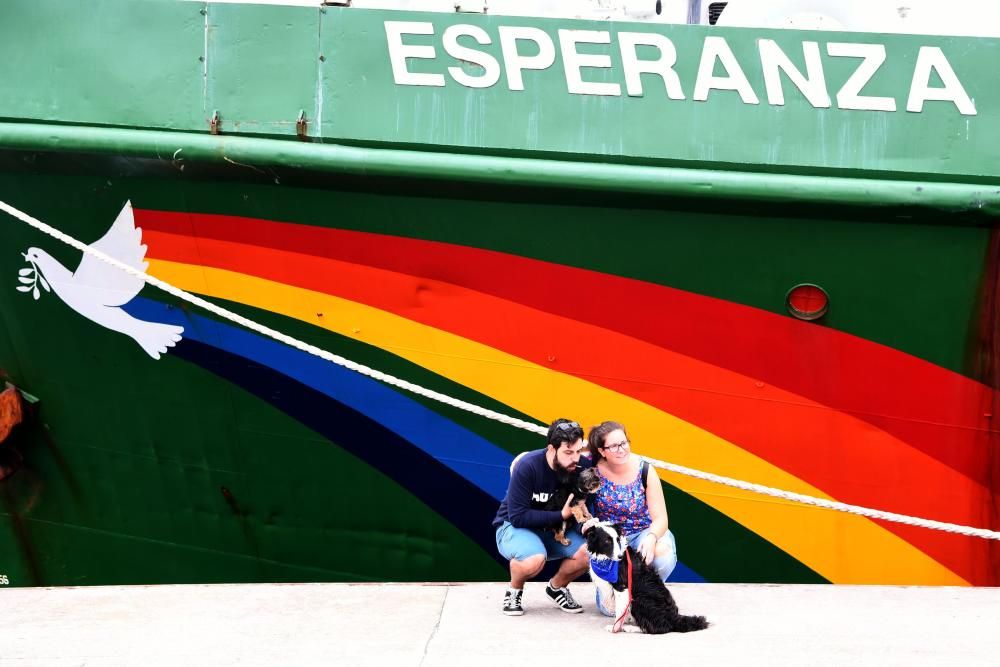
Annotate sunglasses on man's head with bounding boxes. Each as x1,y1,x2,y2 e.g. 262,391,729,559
554,421,580,432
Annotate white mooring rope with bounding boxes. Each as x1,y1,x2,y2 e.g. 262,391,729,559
3,199,998,541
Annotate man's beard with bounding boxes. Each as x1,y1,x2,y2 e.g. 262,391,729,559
553,457,576,481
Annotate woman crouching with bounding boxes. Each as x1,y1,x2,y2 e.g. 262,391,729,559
587,421,678,616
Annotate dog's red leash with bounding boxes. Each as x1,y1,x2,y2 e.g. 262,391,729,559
612,550,633,633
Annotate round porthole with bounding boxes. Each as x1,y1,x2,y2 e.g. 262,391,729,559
786,283,828,321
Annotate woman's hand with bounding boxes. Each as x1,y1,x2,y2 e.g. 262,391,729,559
638,533,656,565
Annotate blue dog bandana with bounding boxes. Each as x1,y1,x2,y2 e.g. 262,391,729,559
590,557,619,584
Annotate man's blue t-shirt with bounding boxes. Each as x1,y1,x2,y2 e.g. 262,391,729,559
492,449,593,530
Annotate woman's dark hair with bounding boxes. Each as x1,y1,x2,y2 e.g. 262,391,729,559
546,418,584,448
587,421,626,462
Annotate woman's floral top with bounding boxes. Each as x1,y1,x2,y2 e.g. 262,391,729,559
594,464,652,537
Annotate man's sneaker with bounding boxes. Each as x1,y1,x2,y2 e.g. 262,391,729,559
502,588,524,616
545,583,584,613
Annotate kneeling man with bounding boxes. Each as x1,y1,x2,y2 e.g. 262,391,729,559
493,418,591,615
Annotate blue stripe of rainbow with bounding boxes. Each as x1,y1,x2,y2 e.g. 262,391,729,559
125,296,706,582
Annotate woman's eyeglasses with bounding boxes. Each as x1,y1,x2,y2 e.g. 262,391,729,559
602,440,629,453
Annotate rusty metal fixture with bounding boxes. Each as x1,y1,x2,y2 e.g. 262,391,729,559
0,383,26,483
296,110,308,140
209,110,221,135
0,384,24,445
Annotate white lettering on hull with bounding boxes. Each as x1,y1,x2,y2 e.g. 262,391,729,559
385,21,446,87
559,30,621,97
693,36,759,104
498,26,556,91
619,32,685,99
827,43,895,112
759,40,830,108
907,46,976,115
384,21,978,116
443,24,501,89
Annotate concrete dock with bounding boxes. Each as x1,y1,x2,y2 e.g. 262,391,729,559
2,582,998,666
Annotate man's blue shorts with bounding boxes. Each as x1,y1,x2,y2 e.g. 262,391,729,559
495,521,586,562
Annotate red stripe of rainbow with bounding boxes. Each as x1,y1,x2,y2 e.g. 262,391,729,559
135,209,997,585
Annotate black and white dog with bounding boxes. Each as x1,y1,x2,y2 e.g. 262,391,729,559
584,519,709,634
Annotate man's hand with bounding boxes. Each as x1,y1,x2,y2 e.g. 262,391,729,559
560,493,576,520
638,533,656,565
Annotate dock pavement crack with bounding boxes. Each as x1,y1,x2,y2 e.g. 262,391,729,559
418,586,449,666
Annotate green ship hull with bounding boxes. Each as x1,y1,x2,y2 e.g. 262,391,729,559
0,1,997,587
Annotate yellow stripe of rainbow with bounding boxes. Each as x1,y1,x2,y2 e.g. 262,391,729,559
147,258,967,585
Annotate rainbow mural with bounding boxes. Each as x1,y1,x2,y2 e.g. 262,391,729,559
102,207,997,587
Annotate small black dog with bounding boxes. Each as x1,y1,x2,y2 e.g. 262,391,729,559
585,520,708,634
543,467,601,545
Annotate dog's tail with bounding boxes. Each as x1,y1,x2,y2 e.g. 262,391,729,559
672,613,709,632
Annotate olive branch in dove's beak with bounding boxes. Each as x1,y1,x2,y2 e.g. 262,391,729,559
16,253,50,300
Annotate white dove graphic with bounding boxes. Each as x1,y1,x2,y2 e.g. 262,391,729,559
18,201,184,359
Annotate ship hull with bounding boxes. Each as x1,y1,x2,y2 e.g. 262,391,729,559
1,148,997,587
